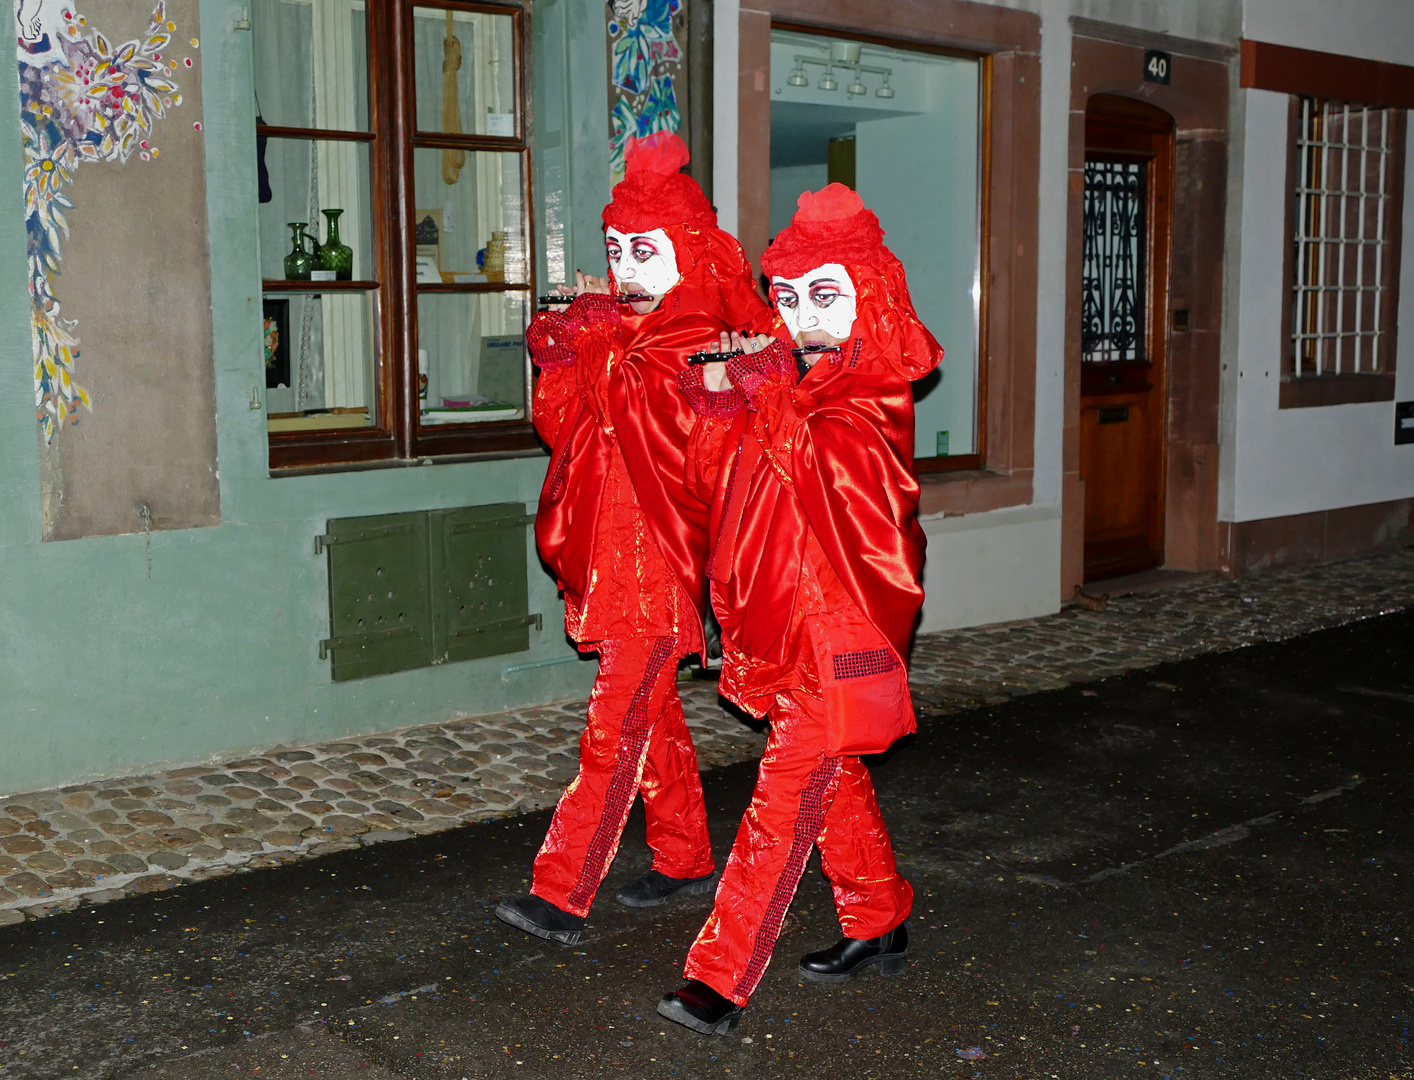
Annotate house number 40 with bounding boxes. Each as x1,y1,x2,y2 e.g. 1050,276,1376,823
1144,50,1172,85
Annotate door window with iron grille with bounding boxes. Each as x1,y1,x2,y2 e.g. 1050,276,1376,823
1082,159,1148,365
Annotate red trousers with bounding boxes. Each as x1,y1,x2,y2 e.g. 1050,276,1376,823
531,635,716,917
683,690,913,1005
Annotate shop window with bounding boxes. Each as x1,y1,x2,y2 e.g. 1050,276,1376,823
768,29,986,470
253,0,535,469
1280,96,1405,408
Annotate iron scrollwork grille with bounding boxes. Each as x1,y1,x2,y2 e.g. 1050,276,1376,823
1081,159,1148,364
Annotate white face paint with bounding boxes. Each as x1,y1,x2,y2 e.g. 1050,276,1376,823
605,227,681,297
770,263,857,344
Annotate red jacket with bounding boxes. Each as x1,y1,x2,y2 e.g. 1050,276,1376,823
681,309,939,754
530,230,772,648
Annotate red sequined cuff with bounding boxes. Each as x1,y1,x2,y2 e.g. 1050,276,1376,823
725,340,794,410
566,292,623,325
677,364,748,418
527,311,576,370
527,294,623,370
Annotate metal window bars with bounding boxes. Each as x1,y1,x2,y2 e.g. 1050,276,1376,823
1292,98,1393,377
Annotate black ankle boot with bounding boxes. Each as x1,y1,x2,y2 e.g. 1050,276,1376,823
616,869,716,908
494,894,585,945
657,979,743,1036
798,922,908,982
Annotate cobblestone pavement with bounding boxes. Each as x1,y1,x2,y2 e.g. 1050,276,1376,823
2,548,1411,926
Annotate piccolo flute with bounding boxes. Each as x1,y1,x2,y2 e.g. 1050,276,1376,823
537,293,643,305
685,344,842,365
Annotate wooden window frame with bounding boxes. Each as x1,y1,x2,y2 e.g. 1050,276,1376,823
769,20,992,474
1243,39,1410,409
262,0,540,472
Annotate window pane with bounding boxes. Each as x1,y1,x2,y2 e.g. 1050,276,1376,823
412,6,517,137
259,139,374,282
411,149,527,284
769,30,981,460
252,0,369,131
263,290,379,432
417,292,528,425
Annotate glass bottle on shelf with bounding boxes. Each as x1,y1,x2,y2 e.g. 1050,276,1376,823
319,208,354,281
284,222,314,280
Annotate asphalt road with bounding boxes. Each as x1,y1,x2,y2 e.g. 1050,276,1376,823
0,610,1410,1080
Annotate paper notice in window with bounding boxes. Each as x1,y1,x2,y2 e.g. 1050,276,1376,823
415,255,442,284
487,112,515,137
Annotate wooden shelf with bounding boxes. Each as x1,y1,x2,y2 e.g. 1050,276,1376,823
415,282,530,293
256,124,374,143
262,279,380,291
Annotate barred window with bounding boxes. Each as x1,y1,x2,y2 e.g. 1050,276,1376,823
1290,98,1400,378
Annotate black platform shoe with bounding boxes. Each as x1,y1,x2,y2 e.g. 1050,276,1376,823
494,894,585,945
657,979,744,1036
616,869,716,908
798,923,908,982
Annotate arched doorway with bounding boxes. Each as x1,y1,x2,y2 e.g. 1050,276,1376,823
1078,94,1175,582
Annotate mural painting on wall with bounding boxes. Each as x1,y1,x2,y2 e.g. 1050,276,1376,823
15,0,195,441
606,0,686,184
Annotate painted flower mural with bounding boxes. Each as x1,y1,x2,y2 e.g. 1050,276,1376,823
15,0,192,441
606,0,683,182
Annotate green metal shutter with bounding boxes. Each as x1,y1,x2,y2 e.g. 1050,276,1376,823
319,512,433,682
430,504,540,664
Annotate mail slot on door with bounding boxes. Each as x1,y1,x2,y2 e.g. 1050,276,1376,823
1097,405,1131,424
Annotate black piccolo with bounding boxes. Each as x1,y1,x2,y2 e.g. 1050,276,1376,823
537,293,643,305
685,344,843,365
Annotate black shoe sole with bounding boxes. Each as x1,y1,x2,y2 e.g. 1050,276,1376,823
494,901,583,945
615,874,716,909
656,995,742,1036
797,951,907,983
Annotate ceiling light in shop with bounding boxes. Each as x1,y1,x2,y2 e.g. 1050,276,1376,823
875,77,895,99
818,69,838,91
787,64,809,87
847,76,868,97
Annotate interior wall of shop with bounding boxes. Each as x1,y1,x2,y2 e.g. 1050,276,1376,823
1224,79,1414,525
0,0,612,797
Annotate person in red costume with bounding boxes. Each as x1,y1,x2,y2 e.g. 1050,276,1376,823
495,132,773,946
657,183,943,1034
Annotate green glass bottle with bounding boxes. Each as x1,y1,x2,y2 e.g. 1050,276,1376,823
319,208,354,281
283,222,314,280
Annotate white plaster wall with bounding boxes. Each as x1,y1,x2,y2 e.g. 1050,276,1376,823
917,507,1064,633
1243,0,1414,67
713,0,740,236
1226,89,1414,521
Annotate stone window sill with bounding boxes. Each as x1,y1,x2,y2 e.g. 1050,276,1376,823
918,468,1033,518
1279,372,1396,409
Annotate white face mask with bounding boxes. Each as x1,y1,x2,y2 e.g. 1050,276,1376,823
770,263,857,342
605,227,681,297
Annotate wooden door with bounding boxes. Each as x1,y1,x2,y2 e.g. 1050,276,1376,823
1079,96,1174,582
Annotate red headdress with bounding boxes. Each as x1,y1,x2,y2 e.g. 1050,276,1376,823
602,131,716,233
760,183,942,381
600,131,769,333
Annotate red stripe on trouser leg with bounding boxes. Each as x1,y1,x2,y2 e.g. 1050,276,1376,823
640,689,716,880
530,635,710,916
817,757,913,939
682,690,912,1006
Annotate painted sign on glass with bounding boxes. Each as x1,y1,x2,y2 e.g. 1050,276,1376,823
606,0,685,184
15,0,194,440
